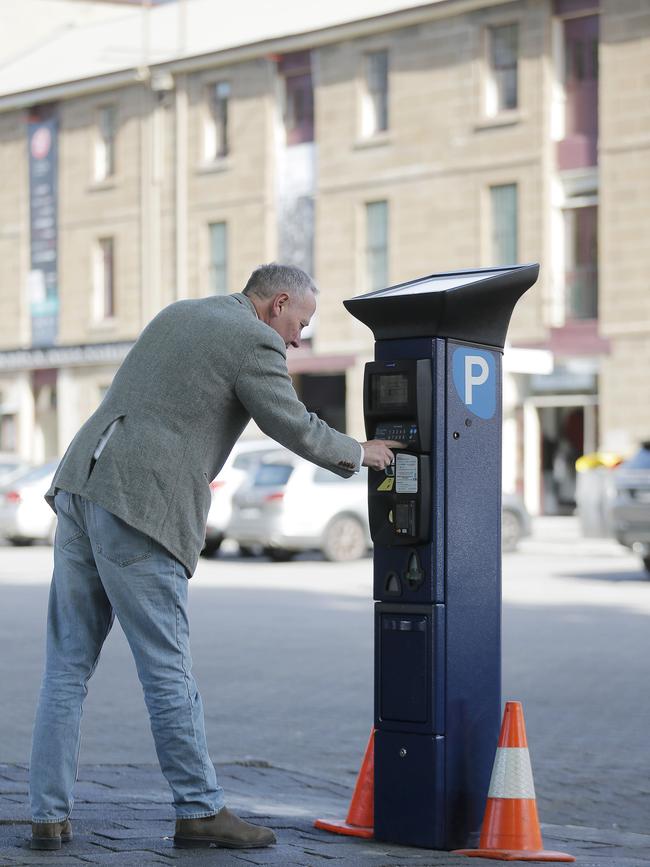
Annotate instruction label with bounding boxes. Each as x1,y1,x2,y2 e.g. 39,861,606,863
395,453,418,493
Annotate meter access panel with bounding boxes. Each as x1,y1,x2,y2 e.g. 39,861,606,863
364,359,432,546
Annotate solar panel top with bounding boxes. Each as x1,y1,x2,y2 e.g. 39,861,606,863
371,270,506,298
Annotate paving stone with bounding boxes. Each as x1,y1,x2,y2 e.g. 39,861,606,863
8,859,93,866
0,766,29,783
0,804,30,821
75,855,174,866
0,782,28,794
92,828,167,841
2,764,650,866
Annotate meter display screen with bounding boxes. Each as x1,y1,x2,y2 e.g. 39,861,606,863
371,373,409,410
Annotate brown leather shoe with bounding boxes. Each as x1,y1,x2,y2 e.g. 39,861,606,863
31,819,73,850
174,807,276,849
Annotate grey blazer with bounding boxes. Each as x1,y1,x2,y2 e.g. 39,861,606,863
46,293,361,574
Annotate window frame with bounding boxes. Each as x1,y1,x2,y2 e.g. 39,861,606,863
207,221,228,296
92,236,116,323
360,48,389,138
484,22,520,118
489,182,519,266
93,104,116,182
203,80,231,163
279,52,314,146
364,199,389,292
562,202,598,322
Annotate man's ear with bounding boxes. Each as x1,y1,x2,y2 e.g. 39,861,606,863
271,292,290,316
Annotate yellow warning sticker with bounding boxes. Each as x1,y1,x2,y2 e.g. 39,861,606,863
377,477,395,492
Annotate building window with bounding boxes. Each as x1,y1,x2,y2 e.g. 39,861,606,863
94,105,116,181
490,183,518,264
279,52,314,145
365,201,388,291
204,81,230,160
362,50,389,136
208,222,228,295
564,205,597,320
557,14,599,170
486,24,518,115
93,238,115,320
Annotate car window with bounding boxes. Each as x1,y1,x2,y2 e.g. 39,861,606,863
253,464,294,487
232,450,273,471
8,461,58,484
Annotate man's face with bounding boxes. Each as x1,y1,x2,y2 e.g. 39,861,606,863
271,291,317,349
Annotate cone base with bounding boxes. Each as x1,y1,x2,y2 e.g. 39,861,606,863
314,818,373,839
453,848,575,862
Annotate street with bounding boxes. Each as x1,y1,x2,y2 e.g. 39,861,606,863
1,517,649,836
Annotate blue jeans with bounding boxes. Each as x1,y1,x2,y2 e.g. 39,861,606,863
29,491,225,822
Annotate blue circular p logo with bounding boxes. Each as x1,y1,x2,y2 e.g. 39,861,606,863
452,348,496,420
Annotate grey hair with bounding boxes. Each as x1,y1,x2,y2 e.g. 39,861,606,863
242,263,319,301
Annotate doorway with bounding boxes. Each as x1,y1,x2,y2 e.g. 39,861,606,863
524,395,598,516
540,405,584,514
296,373,347,433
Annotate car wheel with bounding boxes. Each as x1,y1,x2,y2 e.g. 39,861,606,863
263,547,294,562
322,514,367,562
501,509,522,553
8,537,33,547
238,545,256,558
201,535,223,557
642,555,650,576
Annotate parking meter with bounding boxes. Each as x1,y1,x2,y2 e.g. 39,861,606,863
344,264,539,850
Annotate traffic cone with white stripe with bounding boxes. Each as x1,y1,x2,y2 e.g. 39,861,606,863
454,702,575,861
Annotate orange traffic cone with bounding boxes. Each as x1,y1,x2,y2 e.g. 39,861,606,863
314,730,374,839
454,702,575,861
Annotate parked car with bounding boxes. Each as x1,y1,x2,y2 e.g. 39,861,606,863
227,452,370,562
228,450,530,561
501,492,532,552
0,460,58,545
202,438,285,556
609,441,650,575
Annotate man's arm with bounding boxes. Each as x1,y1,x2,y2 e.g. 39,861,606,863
234,332,398,475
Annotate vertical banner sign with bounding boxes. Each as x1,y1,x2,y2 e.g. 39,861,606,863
28,115,59,347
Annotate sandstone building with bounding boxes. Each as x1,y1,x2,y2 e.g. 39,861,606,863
0,0,647,515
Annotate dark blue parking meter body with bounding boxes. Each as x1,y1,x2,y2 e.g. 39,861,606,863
344,264,539,850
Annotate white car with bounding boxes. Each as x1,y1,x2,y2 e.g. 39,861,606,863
227,452,370,561
203,438,285,555
0,452,32,487
0,460,58,545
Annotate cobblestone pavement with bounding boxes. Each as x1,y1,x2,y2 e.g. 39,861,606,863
2,762,650,867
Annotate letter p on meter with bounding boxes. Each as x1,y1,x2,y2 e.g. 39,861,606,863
464,356,489,405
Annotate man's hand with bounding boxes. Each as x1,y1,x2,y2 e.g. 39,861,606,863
360,440,404,471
